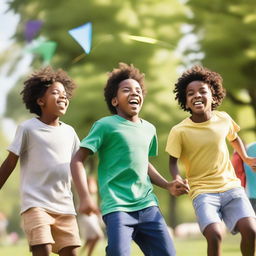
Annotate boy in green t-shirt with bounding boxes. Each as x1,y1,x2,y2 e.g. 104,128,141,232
71,63,189,256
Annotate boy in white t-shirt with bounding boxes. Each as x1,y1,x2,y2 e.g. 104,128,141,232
0,67,97,256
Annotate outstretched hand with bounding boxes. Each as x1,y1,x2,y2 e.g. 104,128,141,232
167,178,190,196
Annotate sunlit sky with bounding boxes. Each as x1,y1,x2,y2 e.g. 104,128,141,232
0,1,19,116
0,1,19,51
0,1,33,121
0,1,30,140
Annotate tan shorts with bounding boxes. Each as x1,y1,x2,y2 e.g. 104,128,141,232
21,207,81,253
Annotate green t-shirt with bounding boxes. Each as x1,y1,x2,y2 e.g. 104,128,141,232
80,115,159,215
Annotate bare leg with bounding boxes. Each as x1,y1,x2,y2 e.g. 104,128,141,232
80,236,101,256
80,242,86,253
59,246,78,256
31,244,51,256
235,217,256,256
86,237,100,256
203,223,223,256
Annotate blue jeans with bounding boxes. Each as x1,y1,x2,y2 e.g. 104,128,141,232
103,206,176,256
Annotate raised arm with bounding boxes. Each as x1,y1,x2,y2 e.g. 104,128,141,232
230,136,256,171
71,147,99,214
0,152,19,190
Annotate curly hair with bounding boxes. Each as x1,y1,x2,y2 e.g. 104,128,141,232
21,66,76,116
173,65,226,113
104,62,146,114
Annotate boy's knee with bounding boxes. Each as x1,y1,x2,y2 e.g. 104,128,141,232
237,217,256,238
241,225,256,239
58,246,78,256
203,224,223,243
207,231,222,243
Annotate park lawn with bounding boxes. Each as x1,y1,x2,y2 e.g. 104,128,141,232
0,234,241,255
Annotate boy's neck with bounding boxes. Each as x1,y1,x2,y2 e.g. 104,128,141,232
190,111,212,123
117,113,141,123
38,115,60,126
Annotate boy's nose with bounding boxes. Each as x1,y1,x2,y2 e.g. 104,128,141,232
131,89,139,95
194,92,202,98
60,93,67,99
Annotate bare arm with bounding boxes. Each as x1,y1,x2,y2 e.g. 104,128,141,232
71,147,99,214
169,155,182,180
0,152,19,190
168,155,190,196
148,162,169,189
230,136,256,170
148,161,189,196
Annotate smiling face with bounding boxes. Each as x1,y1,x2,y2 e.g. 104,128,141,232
37,82,69,119
185,80,213,121
111,78,143,122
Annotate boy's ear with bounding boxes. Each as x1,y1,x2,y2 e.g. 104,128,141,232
111,97,118,107
37,98,45,107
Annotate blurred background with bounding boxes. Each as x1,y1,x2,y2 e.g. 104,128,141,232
0,0,256,253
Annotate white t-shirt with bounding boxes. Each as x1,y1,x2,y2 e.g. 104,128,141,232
8,118,80,215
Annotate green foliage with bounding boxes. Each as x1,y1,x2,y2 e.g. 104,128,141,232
184,0,256,136
0,128,22,235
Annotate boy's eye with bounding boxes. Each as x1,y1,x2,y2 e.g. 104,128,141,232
187,92,194,96
51,90,67,97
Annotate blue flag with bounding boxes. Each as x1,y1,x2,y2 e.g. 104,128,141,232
68,22,92,54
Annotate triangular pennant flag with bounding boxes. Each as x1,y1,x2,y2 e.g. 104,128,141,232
27,39,57,64
68,22,92,54
24,20,43,42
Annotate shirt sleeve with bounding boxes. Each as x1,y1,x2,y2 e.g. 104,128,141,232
8,124,27,156
165,126,182,158
80,121,105,153
71,129,81,157
225,113,240,142
149,132,158,157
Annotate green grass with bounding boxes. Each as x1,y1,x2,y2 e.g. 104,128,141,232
175,234,241,256
0,234,242,255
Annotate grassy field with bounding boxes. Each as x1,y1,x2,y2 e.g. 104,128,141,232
0,234,242,255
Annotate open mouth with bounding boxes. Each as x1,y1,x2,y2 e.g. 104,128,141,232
57,101,67,107
193,101,203,106
129,99,139,105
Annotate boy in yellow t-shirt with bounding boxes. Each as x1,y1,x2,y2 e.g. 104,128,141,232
166,65,256,256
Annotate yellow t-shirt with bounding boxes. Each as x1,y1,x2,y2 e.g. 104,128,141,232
166,111,241,200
